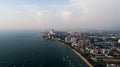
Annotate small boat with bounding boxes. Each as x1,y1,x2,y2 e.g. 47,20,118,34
62,57,65,61
13,65,16,67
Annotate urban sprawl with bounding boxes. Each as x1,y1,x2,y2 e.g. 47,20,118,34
43,30,120,67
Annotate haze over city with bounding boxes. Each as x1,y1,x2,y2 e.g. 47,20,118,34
0,0,120,31
1,0,120,67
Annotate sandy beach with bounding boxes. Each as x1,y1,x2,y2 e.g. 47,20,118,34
57,41,93,67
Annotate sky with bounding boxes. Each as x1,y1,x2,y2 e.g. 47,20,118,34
0,0,120,31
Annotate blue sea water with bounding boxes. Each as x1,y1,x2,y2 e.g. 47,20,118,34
0,31,88,67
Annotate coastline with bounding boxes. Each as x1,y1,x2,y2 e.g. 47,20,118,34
57,41,93,67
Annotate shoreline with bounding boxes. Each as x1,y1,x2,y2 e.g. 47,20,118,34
57,41,93,67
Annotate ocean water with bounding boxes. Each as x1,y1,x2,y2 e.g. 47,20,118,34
0,31,88,67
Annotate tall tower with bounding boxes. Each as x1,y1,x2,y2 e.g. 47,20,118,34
90,36,95,45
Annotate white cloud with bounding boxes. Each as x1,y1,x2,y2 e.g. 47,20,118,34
32,11,43,21
0,0,120,30
69,0,120,30
60,10,72,21
0,5,45,30
70,0,88,15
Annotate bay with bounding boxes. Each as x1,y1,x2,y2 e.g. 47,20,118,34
0,31,88,67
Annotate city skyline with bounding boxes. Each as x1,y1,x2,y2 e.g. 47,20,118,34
0,0,120,31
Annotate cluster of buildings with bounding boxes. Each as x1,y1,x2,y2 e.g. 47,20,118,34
44,30,120,67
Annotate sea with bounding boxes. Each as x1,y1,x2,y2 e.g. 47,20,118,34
0,31,88,67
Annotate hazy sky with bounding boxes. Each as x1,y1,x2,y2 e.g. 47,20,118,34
0,0,120,31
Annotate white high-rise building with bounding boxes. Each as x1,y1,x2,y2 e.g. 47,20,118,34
65,36,71,43
71,37,77,42
49,29,55,35
118,39,120,43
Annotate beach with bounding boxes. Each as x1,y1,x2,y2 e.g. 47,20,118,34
57,41,93,67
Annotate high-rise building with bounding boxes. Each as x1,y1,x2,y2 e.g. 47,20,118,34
118,39,120,43
49,29,55,35
90,37,95,45
65,36,71,43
